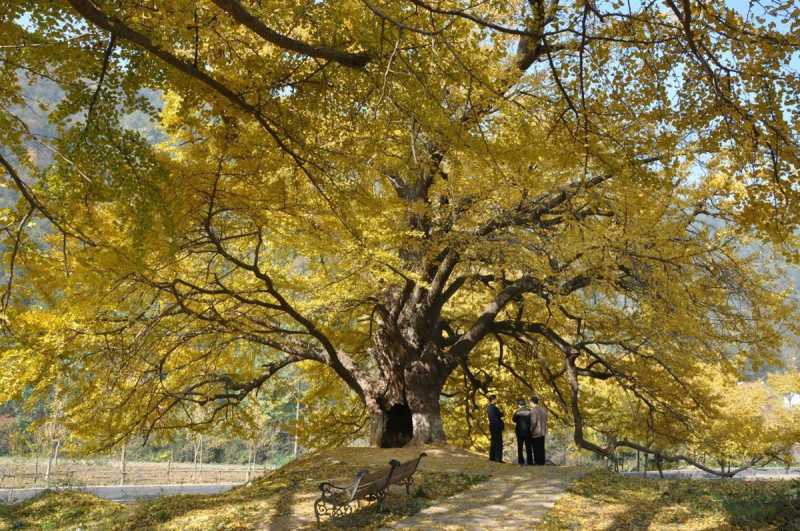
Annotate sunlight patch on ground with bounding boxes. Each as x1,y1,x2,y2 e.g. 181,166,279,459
0,446,498,530
540,470,800,530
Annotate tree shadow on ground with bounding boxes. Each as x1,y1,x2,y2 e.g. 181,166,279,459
315,489,420,530
115,455,488,530
371,466,588,530
0,447,513,530
718,481,800,530
0,491,124,530
118,458,361,529
312,471,489,530
545,471,800,531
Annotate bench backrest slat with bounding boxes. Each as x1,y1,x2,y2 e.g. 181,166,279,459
337,452,426,502
389,453,426,483
352,460,398,499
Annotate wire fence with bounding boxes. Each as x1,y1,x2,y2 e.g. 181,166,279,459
0,458,278,489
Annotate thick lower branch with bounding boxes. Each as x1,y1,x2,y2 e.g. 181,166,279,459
565,354,774,478
210,0,371,68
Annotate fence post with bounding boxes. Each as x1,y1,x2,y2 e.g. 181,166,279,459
167,449,173,483
52,440,60,475
119,443,127,486
293,392,301,459
193,438,199,481
33,452,39,486
45,441,57,486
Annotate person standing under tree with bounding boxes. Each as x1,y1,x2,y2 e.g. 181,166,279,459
512,399,533,465
487,395,505,462
530,396,548,465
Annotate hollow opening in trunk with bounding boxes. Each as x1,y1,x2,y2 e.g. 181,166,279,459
381,404,413,448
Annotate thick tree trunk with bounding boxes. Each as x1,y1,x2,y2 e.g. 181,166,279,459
367,392,446,447
360,254,468,448
365,350,451,448
407,360,447,445
410,404,445,445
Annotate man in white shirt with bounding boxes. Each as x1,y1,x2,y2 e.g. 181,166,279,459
529,396,548,465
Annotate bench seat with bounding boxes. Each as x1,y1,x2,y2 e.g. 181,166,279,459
314,452,426,523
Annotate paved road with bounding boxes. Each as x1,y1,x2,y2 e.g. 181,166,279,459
0,482,241,504
622,467,800,480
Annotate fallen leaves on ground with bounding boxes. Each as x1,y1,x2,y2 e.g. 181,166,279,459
540,470,800,530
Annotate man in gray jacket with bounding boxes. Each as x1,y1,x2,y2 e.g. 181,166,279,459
529,396,548,465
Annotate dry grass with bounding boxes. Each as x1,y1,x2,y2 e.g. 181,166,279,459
0,445,497,530
0,491,123,530
540,469,800,530
5,450,797,530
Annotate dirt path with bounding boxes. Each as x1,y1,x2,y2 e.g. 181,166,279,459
387,464,585,530
259,447,586,530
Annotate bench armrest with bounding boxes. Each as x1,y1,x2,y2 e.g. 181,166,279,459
319,470,368,499
319,482,346,495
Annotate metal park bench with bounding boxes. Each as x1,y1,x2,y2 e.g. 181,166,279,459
314,452,426,523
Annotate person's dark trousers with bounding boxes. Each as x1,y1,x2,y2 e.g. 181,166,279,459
516,432,533,465
489,429,503,461
532,436,546,465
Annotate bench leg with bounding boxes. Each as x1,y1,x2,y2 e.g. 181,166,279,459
404,476,415,495
333,502,355,519
376,490,387,512
314,499,331,523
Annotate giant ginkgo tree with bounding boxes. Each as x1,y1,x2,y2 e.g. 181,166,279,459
1,0,798,467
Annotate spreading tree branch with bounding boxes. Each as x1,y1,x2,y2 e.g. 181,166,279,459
210,0,371,68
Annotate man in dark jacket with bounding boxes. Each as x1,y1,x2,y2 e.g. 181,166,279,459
487,395,504,462
512,399,533,465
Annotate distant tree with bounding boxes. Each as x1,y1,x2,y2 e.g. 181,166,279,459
1,1,799,473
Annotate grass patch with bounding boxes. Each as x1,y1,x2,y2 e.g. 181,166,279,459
315,471,488,531
541,470,800,530
0,446,491,530
0,490,126,530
